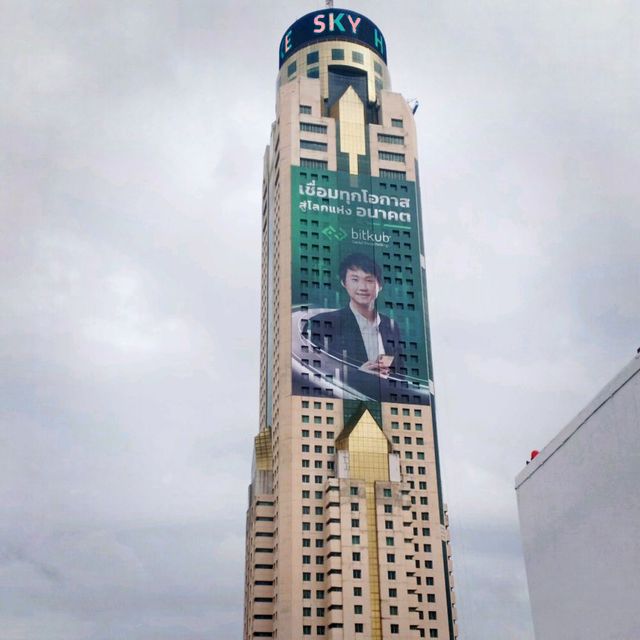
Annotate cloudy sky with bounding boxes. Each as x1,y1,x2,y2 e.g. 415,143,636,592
1,1,638,638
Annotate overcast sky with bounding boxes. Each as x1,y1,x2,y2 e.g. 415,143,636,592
1,1,638,639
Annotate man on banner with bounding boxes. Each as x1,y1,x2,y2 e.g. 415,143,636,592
309,252,402,377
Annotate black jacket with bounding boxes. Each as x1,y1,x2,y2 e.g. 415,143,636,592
307,307,403,370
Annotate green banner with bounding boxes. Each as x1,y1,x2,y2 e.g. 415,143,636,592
291,166,431,405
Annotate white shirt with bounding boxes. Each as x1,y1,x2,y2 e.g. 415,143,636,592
349,302,385,362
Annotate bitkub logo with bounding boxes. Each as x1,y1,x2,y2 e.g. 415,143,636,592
322,225,347,241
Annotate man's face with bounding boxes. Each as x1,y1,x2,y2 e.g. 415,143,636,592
342,267,381,307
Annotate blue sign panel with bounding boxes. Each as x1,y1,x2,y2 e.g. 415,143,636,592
279,9,387,67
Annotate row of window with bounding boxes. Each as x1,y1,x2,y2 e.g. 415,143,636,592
301,444,334,454
301,459,335,470
379,150,406,163
301,414,334,424
300,122,327,134
297,624,439,637
301,430,334,439
378,133,404,145
300,139,327,152
301,400,333,410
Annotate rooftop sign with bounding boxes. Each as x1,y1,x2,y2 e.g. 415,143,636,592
279,9,387,68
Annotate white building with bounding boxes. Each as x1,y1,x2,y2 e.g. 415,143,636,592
515,354,640,640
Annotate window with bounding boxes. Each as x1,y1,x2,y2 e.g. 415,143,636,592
317,626,325,636
391,118,403,128
314,431,322,438
331,48,344,60
426,577,434,585
429,630,438,638
355,623,364,633
300,105,312,114
301,158,328,169
427,594,436,603
353,569,362,579
303,607,311,616
390,624,399,634
352,535,360,544
383,488,392,497
302,429,309,437
288,60,297,76
390,606,398,615
379,169,406,180
300,122,327,134
374,61,382,74
303,572,311,581
387,570,396,580
388,588,397,597
350,487,359,496
352,552,361,561
428,612,437,620
386,553,395,563
354,604,363,614
303,625,312,635
351,519,359,527
351,503,359,511
385,537,394,546
378,134,404,145
301,138,328,151
302,490,310,498
352,51,364,64
384,504,392,513
302,415,309,423
354,586,362,596
307,51,319,64
390,407,398,415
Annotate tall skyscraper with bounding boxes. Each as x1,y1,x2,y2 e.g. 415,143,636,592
244,9,457,639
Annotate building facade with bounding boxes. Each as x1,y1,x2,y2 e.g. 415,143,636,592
516,355,640,640
244,9,457,639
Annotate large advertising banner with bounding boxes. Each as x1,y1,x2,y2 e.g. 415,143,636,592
291,166,431,405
